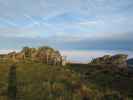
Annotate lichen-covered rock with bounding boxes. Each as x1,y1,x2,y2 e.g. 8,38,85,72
90,54,128,69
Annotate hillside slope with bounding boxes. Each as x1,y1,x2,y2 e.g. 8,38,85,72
0,62,132,100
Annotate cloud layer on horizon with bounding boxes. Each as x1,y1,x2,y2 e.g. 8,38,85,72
0,34,132,51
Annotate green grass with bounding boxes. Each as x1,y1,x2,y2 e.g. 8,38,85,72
0,62,83,100
0,62,132,100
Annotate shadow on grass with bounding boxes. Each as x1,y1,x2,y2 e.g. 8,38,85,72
8,64,17,100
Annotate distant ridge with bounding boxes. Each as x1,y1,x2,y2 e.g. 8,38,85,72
127,58,133,66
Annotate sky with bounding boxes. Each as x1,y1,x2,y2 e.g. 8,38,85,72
0,0,133,62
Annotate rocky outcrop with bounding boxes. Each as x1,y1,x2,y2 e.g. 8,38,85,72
0,46,66,66
8,52,25,62
90,54,128,69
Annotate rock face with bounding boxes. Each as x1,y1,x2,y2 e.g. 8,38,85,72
90,54,128,69
0,46,66,66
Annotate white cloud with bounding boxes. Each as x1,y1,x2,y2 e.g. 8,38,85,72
0,18,17,27
23,14,41,27
0,27,41,38
0,49,20,54
79,20,98,25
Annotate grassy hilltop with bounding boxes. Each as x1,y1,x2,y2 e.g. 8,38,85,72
0,47,132,100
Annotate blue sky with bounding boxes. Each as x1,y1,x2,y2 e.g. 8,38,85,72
0,0,133,60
